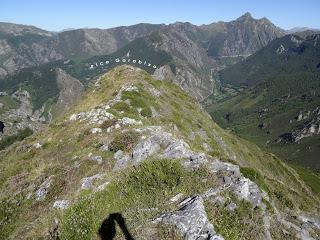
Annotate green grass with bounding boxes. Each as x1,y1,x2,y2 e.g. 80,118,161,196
291,164,320,194
60,159,217,239
112,101,131,112
205,194,265,240
1,66,319,239
121,88,153,118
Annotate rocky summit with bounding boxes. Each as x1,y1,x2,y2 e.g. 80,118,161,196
0,65,319,239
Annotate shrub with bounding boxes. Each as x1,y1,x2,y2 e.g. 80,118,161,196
100,119,118,129
140,107,152,118
109,130,140,152
113,101,130,112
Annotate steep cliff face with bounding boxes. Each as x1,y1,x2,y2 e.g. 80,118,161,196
140,13,285,100
150,22,216,100
200,13,285,60
0,66,319,239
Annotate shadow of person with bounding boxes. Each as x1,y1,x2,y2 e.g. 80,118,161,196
98,213,134,240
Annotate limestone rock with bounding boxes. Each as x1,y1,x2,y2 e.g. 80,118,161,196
113,150,131,171
89,154,103,164
232,178,263,207
81,174,103,190
36,176,53,201
155,196,224,240
53,200,70,209
90,128,102,134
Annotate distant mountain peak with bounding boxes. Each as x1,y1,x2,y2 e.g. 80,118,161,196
236,12,253,21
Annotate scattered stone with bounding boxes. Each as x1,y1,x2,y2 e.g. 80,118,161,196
124,99,131,105
124,86,139,92
150,106,160,118
210,195,226,206
36,177,53,201
69,107,114,125
33,142,42,149
90,128,102,134
202,142,211,151
120,117,142,126
81,174,103,189
169,193,184,203
298,214,320,229
223,176,232,185
89,155,103,164
210,160,241,178
53,200,70,209
99,144,109,152
226,202,237,211
97,182,110,191
26,192,33,200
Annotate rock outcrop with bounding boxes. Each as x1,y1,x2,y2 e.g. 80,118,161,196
155,196,224,240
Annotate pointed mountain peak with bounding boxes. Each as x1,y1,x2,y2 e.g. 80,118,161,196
237,12,254,21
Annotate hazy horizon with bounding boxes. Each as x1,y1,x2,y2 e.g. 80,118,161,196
2,0,320,31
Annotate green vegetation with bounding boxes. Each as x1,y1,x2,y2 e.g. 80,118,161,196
61,159,216,239
205,194,264,240
240,167,270,194
109,130,140,152
100,119,118,130
205,33,320,171
121,88,154,118
292,164,320,194
0,66,319,239
0,128,33,150
112,101,131,112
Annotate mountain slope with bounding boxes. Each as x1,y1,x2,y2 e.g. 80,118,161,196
199,12,285,64
0,22,163,77
0,65,319,239
205,32,320,171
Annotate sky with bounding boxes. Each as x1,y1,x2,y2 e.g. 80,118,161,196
1,0,320,31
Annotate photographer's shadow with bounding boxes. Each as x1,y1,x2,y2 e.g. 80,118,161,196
98,213,134,240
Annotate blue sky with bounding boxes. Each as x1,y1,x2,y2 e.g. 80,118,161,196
2,0,320,31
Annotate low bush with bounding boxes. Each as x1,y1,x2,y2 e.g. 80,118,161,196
100,119,118,129
109,130,140,152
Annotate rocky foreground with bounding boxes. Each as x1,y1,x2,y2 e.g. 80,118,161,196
0,65,319,239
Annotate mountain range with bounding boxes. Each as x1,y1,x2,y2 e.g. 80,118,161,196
1,12,320,239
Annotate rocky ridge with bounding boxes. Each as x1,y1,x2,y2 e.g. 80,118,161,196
0,66,319,239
